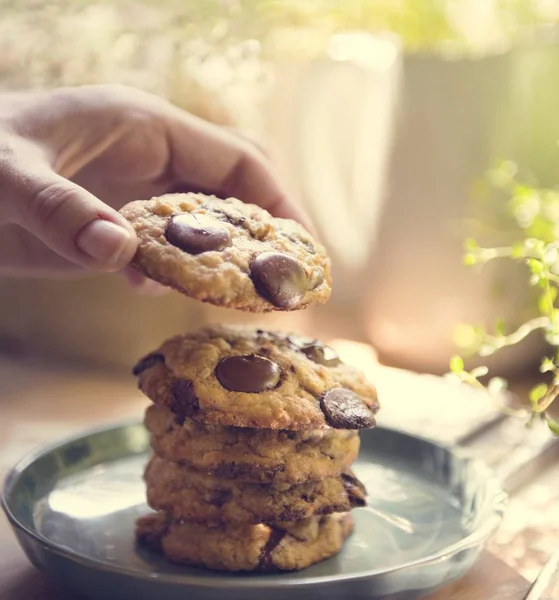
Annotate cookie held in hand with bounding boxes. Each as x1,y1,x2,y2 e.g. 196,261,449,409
120,193,331,312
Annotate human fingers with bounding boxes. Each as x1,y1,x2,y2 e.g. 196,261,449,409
0,137,137,272
163,108,317,235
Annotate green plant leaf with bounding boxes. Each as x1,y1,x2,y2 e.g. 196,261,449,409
449,355,464,373
540,357,555,373
527,258,544,274
547,417,559,436
513,184,535,198
529,383,548,406
495,318,505,335
530,273,542,287
463,253,478,266
453,324,483,351
464,238,479,252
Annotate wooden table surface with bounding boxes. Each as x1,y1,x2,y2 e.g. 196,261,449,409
0,357,531,599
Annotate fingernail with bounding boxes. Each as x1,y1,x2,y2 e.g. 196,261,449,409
76,219,131,265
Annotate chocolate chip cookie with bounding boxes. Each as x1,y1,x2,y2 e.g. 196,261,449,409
119,193,331,312
144,455,366,524
136,511,353,572
145,405,360,485
133,325,379,431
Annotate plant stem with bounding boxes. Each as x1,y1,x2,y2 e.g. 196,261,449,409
485,316,548,347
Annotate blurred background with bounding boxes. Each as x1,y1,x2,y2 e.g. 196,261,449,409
1,0,559,375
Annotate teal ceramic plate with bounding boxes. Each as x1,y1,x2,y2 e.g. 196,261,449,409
1,423,506,600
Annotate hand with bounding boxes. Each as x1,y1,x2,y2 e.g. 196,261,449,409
0,85,311,291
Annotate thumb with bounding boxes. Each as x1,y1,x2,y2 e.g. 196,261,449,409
2,160,137,272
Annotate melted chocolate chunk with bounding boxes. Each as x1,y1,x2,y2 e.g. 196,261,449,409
286,334,315,348
308,270,325,290
170,379,200,417
172,414,186,428
205,489,233,507
319,388,376,429
165,213,231,255
258,528,287,571
216,354,281,393
222,212,247,227
254,328,278,344
132,353,164,376
341,470,367,506
287,233,315,255
287,336,341,366
302,343,340,367
250,252,307,309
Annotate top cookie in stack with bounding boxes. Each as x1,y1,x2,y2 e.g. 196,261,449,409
120,193,331,312
133,325,378,431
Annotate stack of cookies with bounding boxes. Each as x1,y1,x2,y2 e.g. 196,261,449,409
120,193,380,572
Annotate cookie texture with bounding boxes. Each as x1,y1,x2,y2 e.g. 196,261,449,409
136,511,353,572
144,455,366,524
145,405,360,484
120,193,331,312
133,325,379,431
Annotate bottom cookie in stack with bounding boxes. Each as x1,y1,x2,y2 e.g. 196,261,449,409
136,511,354,573
135,454,366,572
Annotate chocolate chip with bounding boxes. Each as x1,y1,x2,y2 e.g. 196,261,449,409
308,270,324,290
165,213,232,255
287,336,341,366
319,388,377,429
341,470,367,507
216,354,281,393
223,213,247,227
254,329,278,343
302,343,341,367
286,334,315,348
205,489,233,507
170,379,200,417
258,528,287,571
132,353,164,375
285,233,315,255
172,414,186,428
250,252,307,309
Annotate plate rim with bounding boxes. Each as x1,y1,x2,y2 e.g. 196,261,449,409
1,420,508,590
